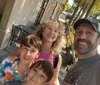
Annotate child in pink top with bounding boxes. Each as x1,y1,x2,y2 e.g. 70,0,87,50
35,20,66,85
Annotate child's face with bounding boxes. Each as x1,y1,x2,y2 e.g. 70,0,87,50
20,45,39,64
27,67,48,85
42,23,59,43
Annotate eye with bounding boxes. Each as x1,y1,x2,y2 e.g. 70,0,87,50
48,27,52,30
87,31,92,35
54,30,58,33
75,30,82,35
30,49,36,53
33,69,37,72
40,74,45,79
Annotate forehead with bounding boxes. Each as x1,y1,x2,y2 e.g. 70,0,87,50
76,23,95,31
21,45,38,50
34,67,47,77
47,22,59,29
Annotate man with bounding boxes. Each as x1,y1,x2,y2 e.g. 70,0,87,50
62,18,100,85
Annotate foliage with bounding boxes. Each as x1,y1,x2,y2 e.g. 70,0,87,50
63,2,74,13
91,0,100,13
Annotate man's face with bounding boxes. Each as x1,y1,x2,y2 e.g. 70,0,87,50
74,24,99,55
27,67,48,85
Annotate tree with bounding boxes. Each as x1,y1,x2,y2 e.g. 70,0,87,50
85,0,97,18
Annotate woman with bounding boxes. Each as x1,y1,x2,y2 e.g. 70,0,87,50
34,20,66,85
0,34,42,85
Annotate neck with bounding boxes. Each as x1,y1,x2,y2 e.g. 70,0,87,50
18,62,32,74
77,49,98,59
42,40,52,52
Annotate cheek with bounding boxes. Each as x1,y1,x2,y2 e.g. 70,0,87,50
31,55,36,59
31,53,38,59
38,80,45,85
43,28,48,34
54,33,59,39
42,31,47,39
27,73,31,80
20,51,26,56
74,36,79,41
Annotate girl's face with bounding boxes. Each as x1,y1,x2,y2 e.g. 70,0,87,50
26,67,48,85
42,23,59,43
20,45,39,64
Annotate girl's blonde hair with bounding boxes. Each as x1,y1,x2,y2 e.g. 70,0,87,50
35,19,66,54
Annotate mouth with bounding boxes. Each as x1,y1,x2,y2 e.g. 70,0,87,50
23,56,30,60
48,35,53,39
78,41,87,45
76,39,90,45
30,77,37,84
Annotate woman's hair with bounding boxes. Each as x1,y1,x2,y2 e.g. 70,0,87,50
30,60,54,82
20,34,42,51
35,19,66,54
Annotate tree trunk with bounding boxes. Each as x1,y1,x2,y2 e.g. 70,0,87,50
79,2,89,18
85,0,97,18
65,2,80,33
72,2,86,24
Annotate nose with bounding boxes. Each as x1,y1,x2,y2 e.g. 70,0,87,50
79,33,87,39
50,29,55,34
32,74,38,79
26,51,31,56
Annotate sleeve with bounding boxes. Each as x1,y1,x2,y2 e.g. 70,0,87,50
1,57,11,65
0,57,12,84
96,62,100,85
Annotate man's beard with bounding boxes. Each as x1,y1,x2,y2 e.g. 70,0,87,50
74,38,98,55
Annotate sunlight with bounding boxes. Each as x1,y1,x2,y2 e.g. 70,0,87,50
68,0,74,6
20,0,25,9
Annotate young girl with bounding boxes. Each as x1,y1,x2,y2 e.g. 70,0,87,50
34,20,66,85
0,34,42,85
5,60,54,85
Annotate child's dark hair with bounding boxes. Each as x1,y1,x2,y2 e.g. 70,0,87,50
30,60,54,82
20,34,42,51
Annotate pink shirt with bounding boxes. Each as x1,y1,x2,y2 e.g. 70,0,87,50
34,51,54,64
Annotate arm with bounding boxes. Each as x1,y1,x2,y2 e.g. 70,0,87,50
50,54,62,85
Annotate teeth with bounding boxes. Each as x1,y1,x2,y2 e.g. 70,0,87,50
79,42,86,45
24,56,29,60
48,35,53,38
